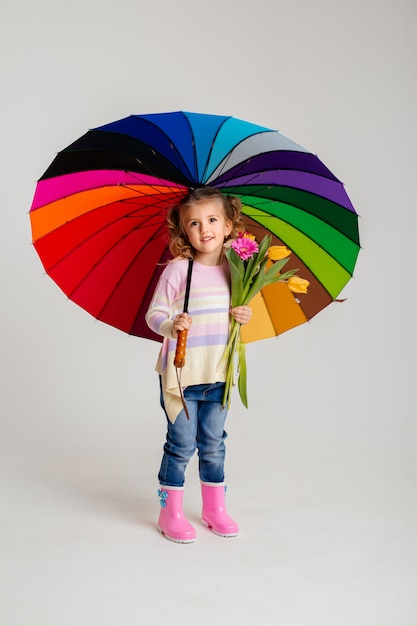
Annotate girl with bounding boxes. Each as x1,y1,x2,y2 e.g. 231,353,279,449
145,187,252,543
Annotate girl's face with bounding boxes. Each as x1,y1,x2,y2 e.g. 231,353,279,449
182,199,232,265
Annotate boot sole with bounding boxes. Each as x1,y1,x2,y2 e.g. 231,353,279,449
201,519,239,537
157,524,196,544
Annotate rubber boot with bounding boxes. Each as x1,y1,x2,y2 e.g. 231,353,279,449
201,482,239,537
157,487,196,543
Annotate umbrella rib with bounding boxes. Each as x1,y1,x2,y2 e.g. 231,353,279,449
65,216,164,302
96,119,195,183
116,113,195,184
200,117,231,183
132,153,190,189
181,113,198,184
239,191,360,247
217,176,359,248
259,287,312,334
241,203,357,279
207,133,272,184
43,193,171,273
119,171,185,196
117,180,185,203
137,114,195,182
93,225,168,327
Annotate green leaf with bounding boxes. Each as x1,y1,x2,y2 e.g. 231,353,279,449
263,257,290,281
243,255,269,303
226,250,244,306
258,234,272,257
226,248,244,281
237,341,248,408
262,259,295,288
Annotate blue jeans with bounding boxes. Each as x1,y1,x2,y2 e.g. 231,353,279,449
158,381,228,487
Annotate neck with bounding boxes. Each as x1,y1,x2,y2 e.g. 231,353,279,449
193,250,224,266
194,248,225,265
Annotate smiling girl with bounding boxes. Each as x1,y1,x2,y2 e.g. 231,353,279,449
145,187,252,543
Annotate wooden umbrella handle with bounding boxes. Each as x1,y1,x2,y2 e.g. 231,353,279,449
173,258,193,369
174,329,188,368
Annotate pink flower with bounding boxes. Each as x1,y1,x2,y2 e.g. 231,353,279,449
231,236,259,261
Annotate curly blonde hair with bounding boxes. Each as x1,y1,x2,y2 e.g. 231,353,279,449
167,187,246,259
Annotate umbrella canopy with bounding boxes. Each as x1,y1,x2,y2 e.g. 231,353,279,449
29,111,360,343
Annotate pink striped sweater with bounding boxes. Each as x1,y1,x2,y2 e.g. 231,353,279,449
145,257,231,422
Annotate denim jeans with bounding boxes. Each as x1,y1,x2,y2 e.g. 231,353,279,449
158,381,228,487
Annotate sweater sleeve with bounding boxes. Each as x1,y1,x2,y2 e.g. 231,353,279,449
145,271,178,339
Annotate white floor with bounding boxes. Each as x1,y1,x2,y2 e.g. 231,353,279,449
2,341,416,626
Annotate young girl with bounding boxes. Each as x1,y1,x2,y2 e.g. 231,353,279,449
145,187,252,543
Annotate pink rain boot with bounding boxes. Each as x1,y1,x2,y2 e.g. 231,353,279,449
201,482,239,537
157,487,196,544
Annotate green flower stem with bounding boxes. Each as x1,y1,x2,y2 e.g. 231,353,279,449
221,319,241,409
237,340,248,408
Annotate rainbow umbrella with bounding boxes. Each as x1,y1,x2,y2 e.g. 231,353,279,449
29,111,360,343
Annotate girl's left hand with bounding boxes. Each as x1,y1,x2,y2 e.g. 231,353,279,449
230,305,252,325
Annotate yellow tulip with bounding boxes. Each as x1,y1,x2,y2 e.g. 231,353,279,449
242,231,256,241
288,276,310,293
268,245,291,261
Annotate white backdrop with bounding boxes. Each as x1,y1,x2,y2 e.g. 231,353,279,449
1,1,416,624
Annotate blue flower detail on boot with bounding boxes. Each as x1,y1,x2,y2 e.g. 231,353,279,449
158,489,168,508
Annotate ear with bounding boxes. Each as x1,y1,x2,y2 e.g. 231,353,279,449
224,220,232,237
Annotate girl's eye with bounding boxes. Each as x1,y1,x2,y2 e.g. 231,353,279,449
190,221,198,227
209,217,217,223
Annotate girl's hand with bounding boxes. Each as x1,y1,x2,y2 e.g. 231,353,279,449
231,305,252,325
172,313,192,338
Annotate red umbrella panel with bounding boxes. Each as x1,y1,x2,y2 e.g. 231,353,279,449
31,171,184,340
30,111,360,342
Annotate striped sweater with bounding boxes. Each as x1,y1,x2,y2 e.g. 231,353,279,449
145,257,231,423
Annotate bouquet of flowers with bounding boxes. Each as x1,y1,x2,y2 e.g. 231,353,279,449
220,232,310,409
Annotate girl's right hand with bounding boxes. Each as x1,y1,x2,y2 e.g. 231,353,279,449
172,313,192,338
